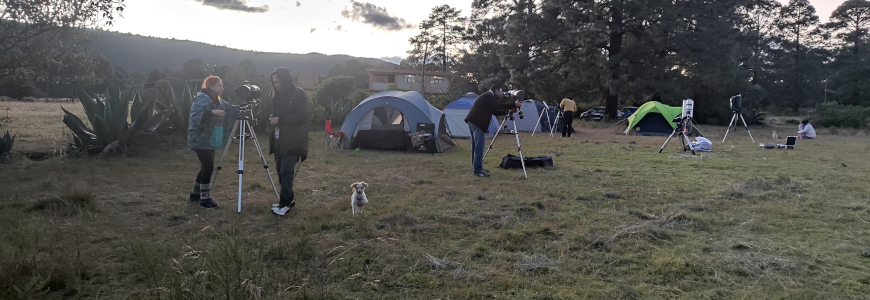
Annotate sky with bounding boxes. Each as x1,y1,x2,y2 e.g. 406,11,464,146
109,0,843,63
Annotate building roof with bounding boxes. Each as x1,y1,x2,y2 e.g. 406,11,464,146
367,68,453,77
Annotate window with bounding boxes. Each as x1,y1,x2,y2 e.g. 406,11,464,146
403,75,415,83
429,76,444,84
376,75,395,83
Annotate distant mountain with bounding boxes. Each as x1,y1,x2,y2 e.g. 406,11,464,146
86,29,397,76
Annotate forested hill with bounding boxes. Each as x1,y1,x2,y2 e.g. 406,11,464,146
86,29,396,75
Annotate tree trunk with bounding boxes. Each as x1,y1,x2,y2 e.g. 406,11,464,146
605,2,624,120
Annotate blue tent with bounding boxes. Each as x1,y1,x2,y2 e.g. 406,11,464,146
340,91,456,152
442,92,500,138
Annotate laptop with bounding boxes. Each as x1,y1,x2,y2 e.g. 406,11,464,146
776,136,796,149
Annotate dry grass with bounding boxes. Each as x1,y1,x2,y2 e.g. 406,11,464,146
1,102,870,299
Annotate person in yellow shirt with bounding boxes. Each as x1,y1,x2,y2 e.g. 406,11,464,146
559,98,577,137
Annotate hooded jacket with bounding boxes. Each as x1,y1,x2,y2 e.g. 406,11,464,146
268,67,310,161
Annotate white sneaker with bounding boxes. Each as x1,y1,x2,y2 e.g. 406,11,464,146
271,202,295,216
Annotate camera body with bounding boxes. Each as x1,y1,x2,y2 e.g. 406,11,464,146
234,81,261,107
730,94,742,113
681,99,694,120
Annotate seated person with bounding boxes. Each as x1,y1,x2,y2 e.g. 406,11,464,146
797,120,815,139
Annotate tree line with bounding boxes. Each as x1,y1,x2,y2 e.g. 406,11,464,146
405,0,870,127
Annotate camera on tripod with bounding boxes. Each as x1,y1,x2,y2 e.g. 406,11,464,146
502,90,527,119
730,94,741,113
503,89,526,101
234,81,261,108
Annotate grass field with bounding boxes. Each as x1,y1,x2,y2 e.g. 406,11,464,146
1,101,869,299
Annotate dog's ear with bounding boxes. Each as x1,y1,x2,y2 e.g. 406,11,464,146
363,182,368,188
351,183,355,191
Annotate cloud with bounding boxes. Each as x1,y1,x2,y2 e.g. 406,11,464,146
199,0,269,13
340,1,413,32
310,28,317,33
334,25,342,31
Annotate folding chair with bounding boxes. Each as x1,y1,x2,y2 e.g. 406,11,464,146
325,120,345,150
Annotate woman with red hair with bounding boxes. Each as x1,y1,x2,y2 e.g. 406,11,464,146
187,76,238,208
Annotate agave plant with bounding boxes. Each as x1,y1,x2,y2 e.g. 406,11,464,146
62,90,164,156
0,131,14,158
161,82,195,133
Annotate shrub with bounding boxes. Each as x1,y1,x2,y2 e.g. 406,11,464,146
814,102,870,129
0,131,13,158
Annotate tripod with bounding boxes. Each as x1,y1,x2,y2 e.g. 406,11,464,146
531,101,556,137
213,104,279,213
721,111,755,143
658,117,696,155
549,109,564,137
482,110,528,178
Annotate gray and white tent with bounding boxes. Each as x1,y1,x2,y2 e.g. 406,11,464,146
502,100,547,132
339,91,456,152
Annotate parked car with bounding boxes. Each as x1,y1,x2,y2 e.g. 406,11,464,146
620,106,638,119
579,106,605,121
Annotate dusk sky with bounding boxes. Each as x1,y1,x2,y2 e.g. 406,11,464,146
109,0,844,63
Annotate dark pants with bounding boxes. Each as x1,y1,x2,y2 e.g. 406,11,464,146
562,111,575,137
274,147,300,207
194,149,215,184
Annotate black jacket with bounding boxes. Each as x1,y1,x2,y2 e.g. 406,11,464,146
464,90,516,131
269,87,309,161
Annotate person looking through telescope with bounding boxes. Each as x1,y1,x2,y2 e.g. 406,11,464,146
268,67,309,216
188,76,240,209
464,84,522,177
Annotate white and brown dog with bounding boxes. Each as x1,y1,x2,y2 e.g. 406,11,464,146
351,182,368,218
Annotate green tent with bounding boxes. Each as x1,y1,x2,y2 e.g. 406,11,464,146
624,101,683,136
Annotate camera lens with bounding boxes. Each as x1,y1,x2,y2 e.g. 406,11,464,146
234,82,261,101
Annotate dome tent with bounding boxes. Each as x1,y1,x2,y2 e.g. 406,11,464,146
442,92,500,138
624,101,683,136
339,91,455,152
502,100,547,132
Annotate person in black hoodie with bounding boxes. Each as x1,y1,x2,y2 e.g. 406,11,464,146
268,67,309,216
464,85,522,177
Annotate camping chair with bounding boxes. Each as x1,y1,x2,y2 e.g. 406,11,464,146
325,120,345,150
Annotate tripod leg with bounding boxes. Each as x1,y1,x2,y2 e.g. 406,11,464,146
483,117,509,162
532,102,546,137
738,114,755,143
245,121,280,200
212,120,240,190
550,111,561,137
658,128,679,153
511,118,528,179
544,106,554,137
237,120,247,213
682,132,696,155
721,113,737,143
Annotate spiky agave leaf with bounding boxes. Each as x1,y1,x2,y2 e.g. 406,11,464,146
61,106,97,146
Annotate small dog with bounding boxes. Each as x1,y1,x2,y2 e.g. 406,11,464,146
351,182,368,218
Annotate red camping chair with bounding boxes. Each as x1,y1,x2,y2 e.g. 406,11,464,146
325,120,345,150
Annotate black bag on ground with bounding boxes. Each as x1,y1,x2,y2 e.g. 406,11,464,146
499,154,554,169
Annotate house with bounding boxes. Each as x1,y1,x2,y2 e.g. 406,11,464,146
367,68,452,94
297,70,319,91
